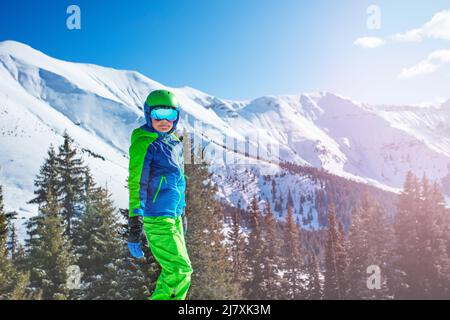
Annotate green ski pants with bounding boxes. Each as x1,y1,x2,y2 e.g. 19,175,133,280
143,215,193,300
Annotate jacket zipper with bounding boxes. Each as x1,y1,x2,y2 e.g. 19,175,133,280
152,175,167,203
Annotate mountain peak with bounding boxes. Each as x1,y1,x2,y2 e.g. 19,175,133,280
440,99,450,109
0,39,62,74
0,40,42,56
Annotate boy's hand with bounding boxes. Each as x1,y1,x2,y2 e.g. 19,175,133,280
128,216,145,260
128,242,144,260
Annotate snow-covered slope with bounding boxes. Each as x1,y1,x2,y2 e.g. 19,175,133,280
1,40,450,237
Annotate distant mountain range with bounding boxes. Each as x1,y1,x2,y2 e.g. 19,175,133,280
1,40,449,237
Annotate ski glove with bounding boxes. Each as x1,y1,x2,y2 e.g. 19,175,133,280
127,216,145,260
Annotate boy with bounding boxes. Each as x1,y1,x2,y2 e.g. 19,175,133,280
127,89,192,300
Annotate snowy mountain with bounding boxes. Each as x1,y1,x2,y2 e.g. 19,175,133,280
1,40,450,237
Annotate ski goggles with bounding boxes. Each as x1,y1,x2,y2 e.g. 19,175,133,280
149,107,179,122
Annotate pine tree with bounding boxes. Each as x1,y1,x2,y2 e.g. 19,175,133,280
73,169,156,300
393,171,421,298
429,183,450,298
0,185,31,300
25,216,40,255
337,218,349,298
28,187,75,300
26,147,60,253
0,186,7,246
395,172,449,299
185,162,239,300
271,179,276,200
28,146,59,208
73,182,124,299
345,192,394,299
0,242,31,300
13,244,28,276
260,201,283,299
366,201,396,299
281,204,305,299
287,189,294,209
345,203,369,299
55,131,86,236
274,200,282,214
103,255,154,300
324,204,347,299
7,221,18,261
417,180,450,299
243,195,265,299
227,204,246,297
306,253,322,300
392,172,450,299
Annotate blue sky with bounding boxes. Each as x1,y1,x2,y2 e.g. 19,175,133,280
1,0,449,105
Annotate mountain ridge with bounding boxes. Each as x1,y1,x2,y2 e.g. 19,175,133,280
1,40,450,238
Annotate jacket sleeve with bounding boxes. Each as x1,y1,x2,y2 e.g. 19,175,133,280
128,130,153,218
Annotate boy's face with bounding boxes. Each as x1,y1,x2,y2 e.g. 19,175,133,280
151,118,174,133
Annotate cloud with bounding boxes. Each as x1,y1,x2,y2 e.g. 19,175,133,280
399,49,450,79
391,28,423,42
354,37,385,48
391,10,450,42
355,10,450,49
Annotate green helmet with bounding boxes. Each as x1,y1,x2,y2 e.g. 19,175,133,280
145,90,180,110
144,90,181,131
